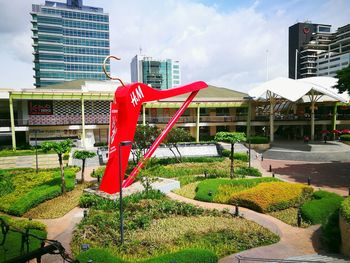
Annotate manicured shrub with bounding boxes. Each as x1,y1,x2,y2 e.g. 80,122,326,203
221,150,248,161
301,191,343,224
76,248,126,263
195,177,279,203
231,182,313,212
235,167,262,177
322,210,341,252
91,166,105,178
141,249,218,263
340,134,350,141
341,196,350,223
0,167,77,216
76,248,218,263
249,136,269,144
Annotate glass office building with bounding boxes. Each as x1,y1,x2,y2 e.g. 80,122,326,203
31,0,110,87
131,55,181,90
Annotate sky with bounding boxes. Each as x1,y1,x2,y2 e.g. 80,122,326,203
0,0,349,92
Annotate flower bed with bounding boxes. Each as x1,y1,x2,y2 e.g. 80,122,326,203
230,182,313,213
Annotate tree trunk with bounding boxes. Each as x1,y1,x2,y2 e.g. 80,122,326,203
169,145,180,163
58,154,66,194
174,144,182,162
230,143,235,179
81,159,86,183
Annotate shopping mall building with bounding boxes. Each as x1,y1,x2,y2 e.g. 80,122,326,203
0,77,349,150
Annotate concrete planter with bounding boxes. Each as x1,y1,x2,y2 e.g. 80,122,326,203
340,213,350,256
244,143,270,151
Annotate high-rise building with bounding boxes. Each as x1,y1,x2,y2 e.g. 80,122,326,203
317,24,350,77
130,55,181,90
31,0,110,87
288,22,331,79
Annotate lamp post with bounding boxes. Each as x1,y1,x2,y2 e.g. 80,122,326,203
118,140,132,244
243,96,255,168
35,130,38,174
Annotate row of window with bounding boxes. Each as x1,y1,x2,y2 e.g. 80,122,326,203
36,26,109,39
63,20,109,31
42,8,109,22
36,53,107,64
36,63,109,72
38,71,107,79
64,46,109,55
64,28,109,39
37,35,109,48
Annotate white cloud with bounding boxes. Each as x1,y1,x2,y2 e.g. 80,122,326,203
0,0,349,92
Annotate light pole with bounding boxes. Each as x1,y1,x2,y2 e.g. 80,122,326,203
118,140,132,244
295,49,299,80
35,130,38,174
243,96,255,168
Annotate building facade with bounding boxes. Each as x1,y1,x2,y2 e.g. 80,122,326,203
31,0,110,87
131,55,181,90
288,22,331,79
289,22,350,79
317,24,350,76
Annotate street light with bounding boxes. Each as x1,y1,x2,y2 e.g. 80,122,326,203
35,130,38,174
243,96,255,168
118,140,132,244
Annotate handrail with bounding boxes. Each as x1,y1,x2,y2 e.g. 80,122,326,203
236,255,325,263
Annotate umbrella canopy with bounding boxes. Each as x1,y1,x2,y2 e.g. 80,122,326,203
321,130,330,134
330,129,341,134
341,129,350,134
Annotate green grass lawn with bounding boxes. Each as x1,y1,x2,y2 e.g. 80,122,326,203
0,149,55,157
0,167,78,216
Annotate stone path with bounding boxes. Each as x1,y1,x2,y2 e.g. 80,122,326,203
167,192,321,262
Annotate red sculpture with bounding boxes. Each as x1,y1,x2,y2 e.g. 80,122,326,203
99,81,208,194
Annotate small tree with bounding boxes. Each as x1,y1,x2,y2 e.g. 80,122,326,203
132,124,160,164
41,139,73,194
165,127,193,162
214,132,246,179
73,150,96,183
334,65,350,93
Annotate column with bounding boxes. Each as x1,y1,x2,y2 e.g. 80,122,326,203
196,105,200,143
81,97,86,148
332,103,337,130
269,97,275,142
310,100,315,141
9,94,16,150
142,104,146,126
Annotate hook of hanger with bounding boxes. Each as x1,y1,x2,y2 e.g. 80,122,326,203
103,55,126,87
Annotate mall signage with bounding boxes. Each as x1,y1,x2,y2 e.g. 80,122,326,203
28,100,53,115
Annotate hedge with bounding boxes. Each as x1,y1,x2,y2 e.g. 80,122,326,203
340,134,350,141
195,177,279,203
0,167,78,216
341,196,350,223
231,182,313,213
221,150,248,161
249,136,269,144
301,191,343,225
76,248,218,263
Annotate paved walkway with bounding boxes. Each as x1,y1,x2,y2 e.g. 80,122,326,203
167,192,321,262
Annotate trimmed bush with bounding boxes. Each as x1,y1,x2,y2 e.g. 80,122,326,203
231,182,313,212
76,248,126,263
0,167,77,216
340,134,350,141
301,191,343,224
91,166,105,178
249,136,269,144
195,177,279,203
76,248,218,263
235,167,262,177
341,196,350,223
221,150,248,161
141,249,218,263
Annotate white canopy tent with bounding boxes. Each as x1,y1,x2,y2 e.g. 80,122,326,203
248,77,348,142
